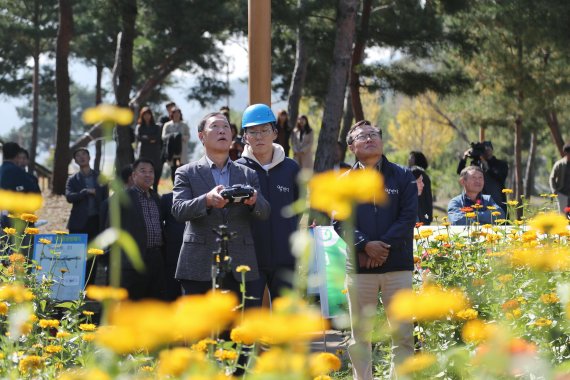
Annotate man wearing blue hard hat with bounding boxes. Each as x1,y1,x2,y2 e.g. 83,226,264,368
237,104,300,306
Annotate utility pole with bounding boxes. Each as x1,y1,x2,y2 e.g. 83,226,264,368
248,0,271,105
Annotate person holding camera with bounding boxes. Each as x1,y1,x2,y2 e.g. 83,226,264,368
236,104,300,306
171,112,270,302
457,141,508,212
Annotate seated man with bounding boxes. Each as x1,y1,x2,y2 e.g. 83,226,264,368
448,166,505,225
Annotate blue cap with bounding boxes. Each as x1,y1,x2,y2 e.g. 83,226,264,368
241,104,276,129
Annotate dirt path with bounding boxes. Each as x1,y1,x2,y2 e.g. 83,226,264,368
36,192,72,232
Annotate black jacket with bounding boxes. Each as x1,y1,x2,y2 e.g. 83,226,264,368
65,170,108,230
338,156,417,274
0,162,41,193
237,146,300,271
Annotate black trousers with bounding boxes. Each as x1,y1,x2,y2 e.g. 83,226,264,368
179,275,259,309
247,267,294,306
121,247,166,300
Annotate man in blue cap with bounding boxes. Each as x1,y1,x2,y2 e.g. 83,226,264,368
237,104,300,306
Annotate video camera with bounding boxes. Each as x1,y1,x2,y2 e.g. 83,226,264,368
220,184,254,203
466,142,486,167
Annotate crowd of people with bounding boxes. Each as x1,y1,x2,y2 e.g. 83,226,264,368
1,101,570,380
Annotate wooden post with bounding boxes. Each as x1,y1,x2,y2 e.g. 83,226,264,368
479,126,486,142
248,0,271,105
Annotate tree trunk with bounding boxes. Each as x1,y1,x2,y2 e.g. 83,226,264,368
523,129,537,199
313,0,358,173
514,116,523,217
545,110,565,156
51,0,74,195
114,0,137,173
287,0,309,132
94,62,103,172
30,54,40,174
349,0,372,122
339,89,353,162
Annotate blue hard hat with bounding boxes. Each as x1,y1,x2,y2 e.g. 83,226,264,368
241,104,276,129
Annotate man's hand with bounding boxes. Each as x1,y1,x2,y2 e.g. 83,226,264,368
206,185,229,209
364,241,390,262
84,188,96,196
358,252,384,269
243,189,257,207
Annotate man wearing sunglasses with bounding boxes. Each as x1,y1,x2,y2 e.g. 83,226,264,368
341,120,418,379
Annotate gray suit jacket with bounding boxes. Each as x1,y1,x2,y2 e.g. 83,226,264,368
172,156,270,282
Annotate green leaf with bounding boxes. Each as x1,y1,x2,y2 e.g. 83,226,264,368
55,302,74,309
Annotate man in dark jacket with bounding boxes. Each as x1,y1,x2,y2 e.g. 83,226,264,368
0,142,41,193
117,158,165,300
66,148,108,240
237,104,300,305
66,148,109,285
341,120,417,380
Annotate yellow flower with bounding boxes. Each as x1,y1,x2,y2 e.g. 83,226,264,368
502,189,513,194
461,320,497,344
396,353,437,376
60,268,68,273
388,286,468,322
82,310,95,316
82,104,134,126
506,308,522,320
87,248,105,256
86,285,128,301
234,296,325,344
39,238,52,245
308,169,386,220
309,352,341,376
20,213,39,223
157,347,208,377
53,230,69,235
3,227,16,235
465,212,476,219
235,265,251,273
9,253,26,263
456,308,478,320
95,291,237,354
441,222,451,227
533,318,553,327
0,302,8,315
18,355,44,373
498,274,513,283
0,284,34,302
56,331,71,339
214,349,238,361
486,206,497,210
550,193,558,198
254,348,306,375
24,227,39,235
540,293,559,304
314,376,332,380
57,369,110,380
0,190,43,213
529,212,568,235
44,345,63,354
79,323,97,331
230,326,255,345
420,229,433,238
190,338,216,352
39,319,60,329
508,247,570,271
507,200,519,206
140,366,154,372
82,333,96,342
492,212,503,217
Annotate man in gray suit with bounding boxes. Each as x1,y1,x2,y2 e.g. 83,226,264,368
172,112,270,304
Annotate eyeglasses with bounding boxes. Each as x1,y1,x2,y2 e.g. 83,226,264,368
246,129,274,138
354,132,381,141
